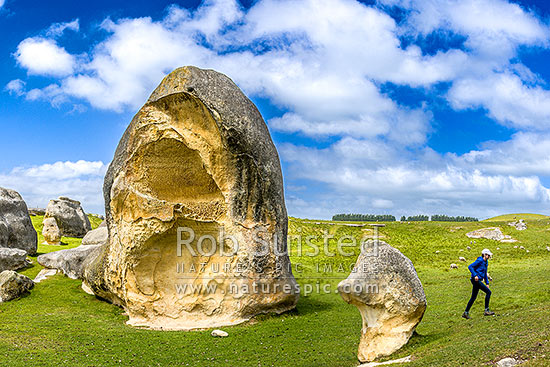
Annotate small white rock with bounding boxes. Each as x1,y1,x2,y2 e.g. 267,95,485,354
514,246,518,249
435,250,440,254
520,246,525,250
496,357,520,367
459,257,466,262
467,246,471,250
450,263,458,269
211,329,228,337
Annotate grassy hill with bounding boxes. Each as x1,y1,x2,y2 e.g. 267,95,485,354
1,217,549,366
484,213,549,221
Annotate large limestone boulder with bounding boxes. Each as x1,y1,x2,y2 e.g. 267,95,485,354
37,245,102,280
0,247,30,272
0,270,34,302
338,240,426,362
0,187,38,255
44,197,91,238
81,222,108,246
83,66,299,330
42,217,62,245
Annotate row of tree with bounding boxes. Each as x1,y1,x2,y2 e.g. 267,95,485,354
333,213,479,222
332,214,396,222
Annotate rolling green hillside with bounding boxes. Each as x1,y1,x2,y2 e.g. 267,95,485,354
1,217,549,366
484,213,549,222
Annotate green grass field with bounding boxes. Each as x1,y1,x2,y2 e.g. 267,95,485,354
1,217,549,366
484,213,550,221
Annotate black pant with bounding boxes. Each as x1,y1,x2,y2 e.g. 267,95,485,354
465,278,491,312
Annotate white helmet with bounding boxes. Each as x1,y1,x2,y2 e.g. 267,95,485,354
482,248,493,256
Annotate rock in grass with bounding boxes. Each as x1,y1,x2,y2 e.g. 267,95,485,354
0,247,29,272
34,268,58,283
0,270,34,302
83,66,299,330
44,197,91,238
459,257,466,262
338,240,426,363
496,357,520,367
466,227,505,241
546,246,550,252
37,245,102,279
42,217,62,245
81,224,108,246
0,187,37,255
450,263,458,269
211,329,228,337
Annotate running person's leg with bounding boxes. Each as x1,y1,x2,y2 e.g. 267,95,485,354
465,278,480,313
476,281,492,309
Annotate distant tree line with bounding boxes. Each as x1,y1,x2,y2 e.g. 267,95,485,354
332,213,396,222
431,214,478,222
401,215,430,221
398,214,478,222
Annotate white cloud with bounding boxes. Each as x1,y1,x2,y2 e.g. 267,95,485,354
5,79,25,96
0,0,5,8
448,71,550,130
46,19,80,38
280,138,550,218
0,161,107,214
15,38,75,76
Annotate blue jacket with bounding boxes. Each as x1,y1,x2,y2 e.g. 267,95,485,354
468,256,489,285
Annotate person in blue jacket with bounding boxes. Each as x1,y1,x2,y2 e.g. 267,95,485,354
462,248,495,319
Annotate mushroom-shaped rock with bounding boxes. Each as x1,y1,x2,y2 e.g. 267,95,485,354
0,247,29,272
42,217,62,245
0,187,37,255
338,240,426,362
44,197,91,238
83,66,299,330
0,270,34,302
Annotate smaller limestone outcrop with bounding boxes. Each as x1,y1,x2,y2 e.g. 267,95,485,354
508,219,527,231
42,217,62,245
0,187,38,255
338,240,426,362
37,245,102,279
0,247,29,272
44,197,91,238
81,221,107,246
0,270,34,302
466,227,516,242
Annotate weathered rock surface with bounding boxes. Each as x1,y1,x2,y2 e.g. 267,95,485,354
34,268,58,283
338,240,426,362
496,357,521,367
0,270,34,302
466,227,516,242
83,66,299,330
508,219,527,231
0,187,37,255
44,197,91,238
38,245,102,279
42,217,62,245
0,247,29,272
81,224,108,246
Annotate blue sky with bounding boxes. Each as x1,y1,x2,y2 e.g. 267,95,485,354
1,0,549,219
